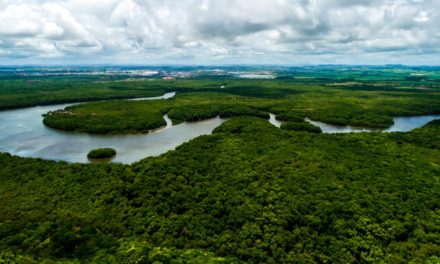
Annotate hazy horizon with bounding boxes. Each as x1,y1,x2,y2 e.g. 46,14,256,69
1,64,440,67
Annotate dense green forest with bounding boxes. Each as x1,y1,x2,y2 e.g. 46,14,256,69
1,70,440,263
40,80,440,134
87,148,117,159
0,76,165,110
42,93,272,134
1,117,440,263
280,121,322,133
1,66,440,111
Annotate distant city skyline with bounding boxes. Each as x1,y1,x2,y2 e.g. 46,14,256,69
1,0,439,65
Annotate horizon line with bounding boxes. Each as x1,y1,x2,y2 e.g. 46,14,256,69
1,63,440,68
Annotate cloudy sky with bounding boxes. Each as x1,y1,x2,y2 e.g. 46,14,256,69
0,0,439,65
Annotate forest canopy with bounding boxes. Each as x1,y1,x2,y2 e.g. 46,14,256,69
40,80,440,134
87,148,117,159
1,72,440,263
1,117,440,263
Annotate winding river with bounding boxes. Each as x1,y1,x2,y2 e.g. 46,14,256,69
0,93,226,164
305,115,440,133
0,92,439,164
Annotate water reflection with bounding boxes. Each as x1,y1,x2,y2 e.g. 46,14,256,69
0,93,226,164
1,95,439,163
305,115,440,133
305,118,379,133
268,113,282,128
385,115,440,132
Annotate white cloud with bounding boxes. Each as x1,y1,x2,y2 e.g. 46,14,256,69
0,0,439,64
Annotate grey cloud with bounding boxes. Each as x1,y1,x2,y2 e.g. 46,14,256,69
0,0,439,64
197,20,270,39
327,0,383,7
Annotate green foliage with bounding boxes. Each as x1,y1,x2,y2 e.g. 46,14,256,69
168,104,269,123
275,111,305,122
307,107,395,129
43,93,272,134
0,76,169,110
102,240,241,264
1,71,440,262
281,121,322,133
43,100,169,134
87,148,117,159
1,116,440,263
33,76,440,133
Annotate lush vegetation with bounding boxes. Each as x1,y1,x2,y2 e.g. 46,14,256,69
1,117,440,263
1,67,440,262
40,78,440,133
168,104,269,123
281,121,322,133
0,76,167,110
43,99,168,134
2,65,440,111
43,93,273,134
87,148,117,159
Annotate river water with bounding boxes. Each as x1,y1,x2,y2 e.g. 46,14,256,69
305,115,440,133
0,92,438,163
269,113,283,128
0,93,225,163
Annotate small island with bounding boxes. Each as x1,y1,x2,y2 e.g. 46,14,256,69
280,121,322,133
87,148,117,160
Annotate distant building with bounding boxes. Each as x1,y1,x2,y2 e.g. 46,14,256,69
163,76,175,80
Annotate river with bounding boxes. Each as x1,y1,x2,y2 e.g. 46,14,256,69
1,93,439,163
0,92,225,163
305,115,440,133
